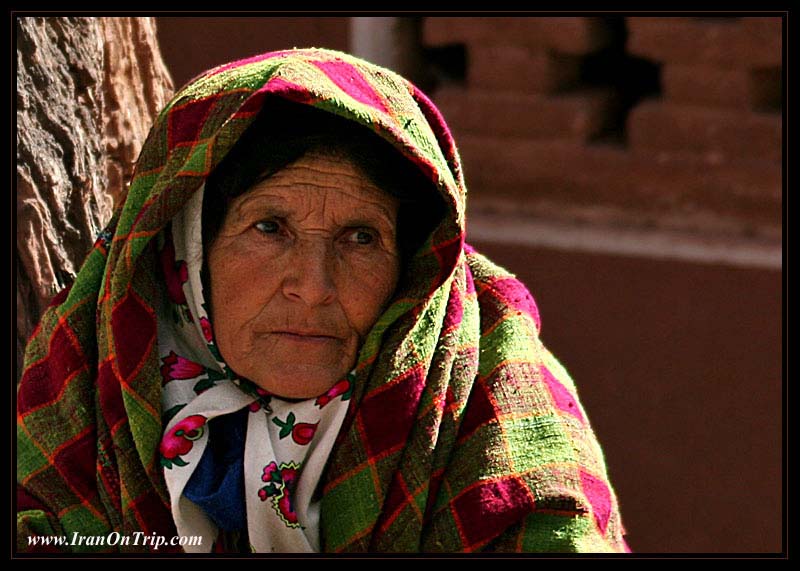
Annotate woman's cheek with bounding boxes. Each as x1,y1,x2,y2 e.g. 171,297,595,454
349,254,399,304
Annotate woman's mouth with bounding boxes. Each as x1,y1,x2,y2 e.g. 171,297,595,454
270,331,339,344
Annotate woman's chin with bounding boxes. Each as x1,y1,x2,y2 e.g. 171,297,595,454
248,363,349,400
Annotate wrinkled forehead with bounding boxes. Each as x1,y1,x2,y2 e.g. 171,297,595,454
234,150,400,222
256,149,394,197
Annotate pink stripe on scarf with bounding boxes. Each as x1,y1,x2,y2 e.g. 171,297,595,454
311,59,389,114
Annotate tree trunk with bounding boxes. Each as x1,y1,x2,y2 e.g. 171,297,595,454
16,17,174,379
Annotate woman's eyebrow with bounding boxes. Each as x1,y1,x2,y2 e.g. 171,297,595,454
233,193,289,217
232,189,397,229
338,210,395,230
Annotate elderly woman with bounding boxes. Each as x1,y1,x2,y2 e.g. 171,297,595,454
17,48,629,553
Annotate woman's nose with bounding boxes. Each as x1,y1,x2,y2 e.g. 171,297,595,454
281,238,337,306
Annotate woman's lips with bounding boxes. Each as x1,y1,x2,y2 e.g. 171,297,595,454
270,331,340,344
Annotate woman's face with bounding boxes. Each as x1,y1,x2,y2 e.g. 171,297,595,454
207,150,401,398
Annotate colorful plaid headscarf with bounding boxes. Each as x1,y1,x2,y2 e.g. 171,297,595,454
17,48,629,553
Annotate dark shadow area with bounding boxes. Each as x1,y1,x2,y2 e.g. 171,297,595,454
751,67,782,113
422,43,468,90
578,17,661,144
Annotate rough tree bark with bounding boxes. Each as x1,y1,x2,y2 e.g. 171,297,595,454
16,17,174,379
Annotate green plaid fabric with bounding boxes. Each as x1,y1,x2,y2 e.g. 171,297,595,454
17,48,629,553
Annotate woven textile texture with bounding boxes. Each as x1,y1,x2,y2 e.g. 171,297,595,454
17,48,628,553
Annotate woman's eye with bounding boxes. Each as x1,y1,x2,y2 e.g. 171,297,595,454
348,229,376,245
254,220,280,234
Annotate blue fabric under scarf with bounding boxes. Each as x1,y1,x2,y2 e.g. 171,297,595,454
184,407,248,531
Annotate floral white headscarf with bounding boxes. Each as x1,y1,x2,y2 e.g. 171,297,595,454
156,186,351,553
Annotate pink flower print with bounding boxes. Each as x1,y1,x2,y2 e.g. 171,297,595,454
160,233,188,305
277,466,299,525
280,465,298,484
257,461,301,527
200,316,214,344
160,351,205,385
259,460,281,499
277,493,298,526
262,461,280,483
160,414,206,468
248,387,273,413
272,413,318,446
291,422,319,446
315,378,353,408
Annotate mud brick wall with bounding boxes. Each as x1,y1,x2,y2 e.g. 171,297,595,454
422,16,782,554
423,16,782,238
